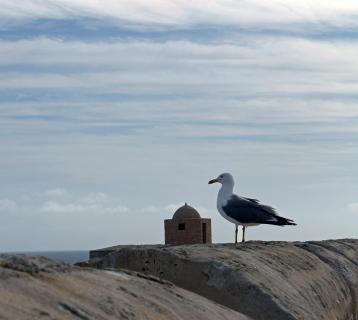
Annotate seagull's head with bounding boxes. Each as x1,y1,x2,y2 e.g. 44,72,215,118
208,173,234,185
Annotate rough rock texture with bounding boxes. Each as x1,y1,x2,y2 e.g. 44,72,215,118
0,254,249,320
89,239,358,320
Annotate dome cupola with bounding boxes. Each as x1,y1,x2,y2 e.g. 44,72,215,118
172,203,201,220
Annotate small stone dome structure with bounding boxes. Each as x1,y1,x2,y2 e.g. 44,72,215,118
164,203,212,245
172,203,201,220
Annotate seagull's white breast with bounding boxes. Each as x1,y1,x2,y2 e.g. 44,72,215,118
216,190,239,224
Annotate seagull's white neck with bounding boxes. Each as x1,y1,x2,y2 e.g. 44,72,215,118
218,181,234,201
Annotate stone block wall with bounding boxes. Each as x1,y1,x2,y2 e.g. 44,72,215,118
165,218,211,245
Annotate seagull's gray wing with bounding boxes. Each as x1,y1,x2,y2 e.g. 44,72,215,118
222,195,296,226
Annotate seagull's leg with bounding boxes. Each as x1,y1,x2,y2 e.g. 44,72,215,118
242,226,246,243
235,224,238,244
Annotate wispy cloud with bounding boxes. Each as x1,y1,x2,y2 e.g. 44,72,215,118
0,199,17,211
1,36,358,146
80,192,108,204
45,188,67,197
1,190,129,215
41,201,129,214
1,37,358,97
40,192,128,214
1,0,358,31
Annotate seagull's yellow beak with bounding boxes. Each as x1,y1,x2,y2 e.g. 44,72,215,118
208,178,219,184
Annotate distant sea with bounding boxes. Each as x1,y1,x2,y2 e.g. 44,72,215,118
1,251,89,264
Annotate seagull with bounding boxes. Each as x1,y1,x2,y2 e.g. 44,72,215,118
208,172,296,244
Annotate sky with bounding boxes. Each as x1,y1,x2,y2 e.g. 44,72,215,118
0,0,358,251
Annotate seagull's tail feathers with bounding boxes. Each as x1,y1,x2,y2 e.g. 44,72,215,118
259,204,297,226
274,215,297,226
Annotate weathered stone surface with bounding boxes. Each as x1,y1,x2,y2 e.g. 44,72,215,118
0,254,249,320
89,239,358,320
